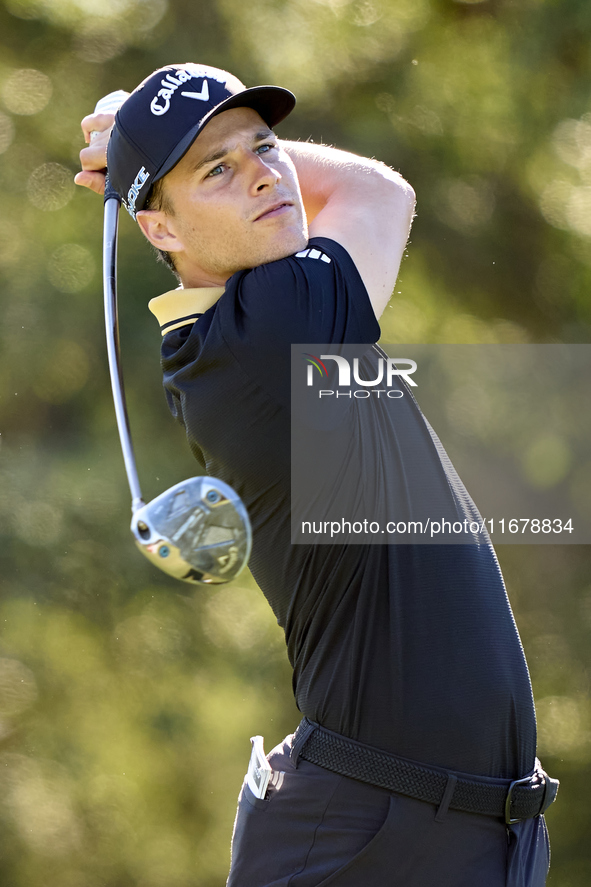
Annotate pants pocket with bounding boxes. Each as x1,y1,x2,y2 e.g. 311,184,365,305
241,779,273,812
294,790,510,887
227,746,339,887
303,795,398,887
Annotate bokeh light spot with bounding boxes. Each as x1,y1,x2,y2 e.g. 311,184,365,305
353,1,381,27
32,339,90,404
48,244,95,292
435,176,495,233
114,612,187,661
566,186,591,238
552,116,591,172
569,461,591,524
0,112,15,153
387,299,429,342
1,68,52,116
409,104,443,136
539,179,573,231
536,696,590,756
522,433,572,488
27,163,74,211
13,501,64,547
0,219,24,266
0,659,38,716
4,0,42,19
7,0,168,28
202,586,276,651
1,755,81,855
73,25,125,63
445,382,494,439
438,313,497,343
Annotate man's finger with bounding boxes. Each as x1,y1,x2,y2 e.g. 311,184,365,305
81,112,116,144
74,169,107,196
79,138,109,173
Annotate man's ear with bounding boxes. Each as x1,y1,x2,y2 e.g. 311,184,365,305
136,209,185,254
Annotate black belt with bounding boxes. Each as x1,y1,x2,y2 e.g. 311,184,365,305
291,718,559,825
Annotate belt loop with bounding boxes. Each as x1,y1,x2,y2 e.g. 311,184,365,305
290,718,317,767
435,773,458,823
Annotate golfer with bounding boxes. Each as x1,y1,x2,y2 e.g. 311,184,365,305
77,64,557,886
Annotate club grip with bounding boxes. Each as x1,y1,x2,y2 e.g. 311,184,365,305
90,90,129,143
93,89,129,117
89,91,128,203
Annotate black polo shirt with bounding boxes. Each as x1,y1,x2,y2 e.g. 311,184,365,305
151,237,537,779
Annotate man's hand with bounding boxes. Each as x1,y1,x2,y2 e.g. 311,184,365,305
74,111,118,195
75,90,131,193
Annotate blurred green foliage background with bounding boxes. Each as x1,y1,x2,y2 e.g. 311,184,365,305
0,0,590,883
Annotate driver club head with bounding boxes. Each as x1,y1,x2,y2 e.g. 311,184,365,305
130,477,252,585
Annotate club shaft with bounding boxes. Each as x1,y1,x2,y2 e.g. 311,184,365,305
103,195,145,512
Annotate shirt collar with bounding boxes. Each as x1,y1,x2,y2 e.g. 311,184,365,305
148,286,225,336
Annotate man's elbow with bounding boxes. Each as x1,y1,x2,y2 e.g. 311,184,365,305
399,178,416,213
384,165,415,204
368,160,414,199
373,165,416,228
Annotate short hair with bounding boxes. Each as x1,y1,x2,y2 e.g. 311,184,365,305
144,177,180,281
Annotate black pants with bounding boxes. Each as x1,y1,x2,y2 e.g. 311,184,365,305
227,736,550,887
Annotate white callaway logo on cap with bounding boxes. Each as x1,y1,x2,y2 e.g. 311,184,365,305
149,65,231,117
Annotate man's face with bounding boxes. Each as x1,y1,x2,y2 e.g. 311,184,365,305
150,106,308,285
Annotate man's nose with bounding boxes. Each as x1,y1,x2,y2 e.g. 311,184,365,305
246,152,281,191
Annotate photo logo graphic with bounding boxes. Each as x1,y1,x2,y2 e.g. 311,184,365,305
302,353,329,384
302,351,417,388
302,352,417,398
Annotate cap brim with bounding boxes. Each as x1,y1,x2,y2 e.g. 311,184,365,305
153,85,296,190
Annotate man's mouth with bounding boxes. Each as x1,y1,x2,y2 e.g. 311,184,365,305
254,201,294,221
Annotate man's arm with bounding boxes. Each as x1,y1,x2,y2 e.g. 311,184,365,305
281,140,416,319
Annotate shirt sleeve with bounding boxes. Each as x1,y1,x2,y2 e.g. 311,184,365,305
217,237,381,406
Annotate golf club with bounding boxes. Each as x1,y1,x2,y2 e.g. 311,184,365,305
93,93,252,585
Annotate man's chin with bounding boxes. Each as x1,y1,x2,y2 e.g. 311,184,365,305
258,231,309,267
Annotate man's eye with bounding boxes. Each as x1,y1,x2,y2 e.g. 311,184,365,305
256,143,276,154
207,164,224,177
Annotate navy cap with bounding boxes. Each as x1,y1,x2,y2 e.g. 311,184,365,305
107,63,296,219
